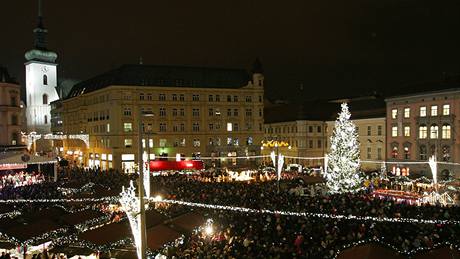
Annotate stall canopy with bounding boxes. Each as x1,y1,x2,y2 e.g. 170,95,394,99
0,152,56,170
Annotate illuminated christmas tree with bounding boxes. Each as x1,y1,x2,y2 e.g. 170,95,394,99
325,103,362,193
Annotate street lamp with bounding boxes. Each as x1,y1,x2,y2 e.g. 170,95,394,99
137,110,154,259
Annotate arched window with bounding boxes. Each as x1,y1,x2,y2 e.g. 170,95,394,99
44,115,48,124
418,125,427,139
442,146,451,161
392,146,398,158
43,94,48,105
419,145,427,160
43,75,48,85
404,146,410,159
430,125,438,139
442,124,451,139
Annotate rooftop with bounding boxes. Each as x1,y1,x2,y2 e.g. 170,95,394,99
67,64,253,99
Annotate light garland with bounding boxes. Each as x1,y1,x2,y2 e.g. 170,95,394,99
0,210,21,219
0,197,119,203
149,198,460,225
119,180,142,259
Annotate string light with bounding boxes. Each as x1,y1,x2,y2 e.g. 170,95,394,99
149,198,460,225
0,197,119,203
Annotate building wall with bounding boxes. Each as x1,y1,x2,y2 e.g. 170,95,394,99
57,81,264,172
263,120,327,167
0,82,23,146
25,61,59,134
386,91,460,179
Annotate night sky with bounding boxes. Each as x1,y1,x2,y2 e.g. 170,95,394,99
1,0,460,102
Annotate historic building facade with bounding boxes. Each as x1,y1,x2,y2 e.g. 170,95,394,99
0,67,23,148
25,4,59,135
53,62,264,172
386,89,460,179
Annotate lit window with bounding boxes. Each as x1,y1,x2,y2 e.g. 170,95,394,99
431,105,438,116
377,125,382,136
430,125,438,139
123,123,132,132
404,108,410,118
419,106,426,117
367,126,371,136
391,109,397,119
419,126,427,139
442,125,451,139
193,139,200,147
443,104,450,115
149,139,153,148
404,126,410,137
124,139,133,147
227,123,232,131
159,139,167,147
391,126,398,137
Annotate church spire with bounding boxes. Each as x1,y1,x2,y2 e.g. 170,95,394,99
34,0,48,50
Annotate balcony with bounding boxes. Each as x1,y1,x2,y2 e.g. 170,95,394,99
416,114,455,125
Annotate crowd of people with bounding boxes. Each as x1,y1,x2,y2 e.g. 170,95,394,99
151,174,460,258
0,171,44,190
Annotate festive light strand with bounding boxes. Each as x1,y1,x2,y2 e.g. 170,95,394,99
0,210,21,219
149,198,460,225
0,197,119,203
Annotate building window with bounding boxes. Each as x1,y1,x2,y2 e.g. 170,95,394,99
43,75,48,85
180,123,185,132
391,109,397,119
443,104,450,115
259,95,262,102
245,109,252,116
227,122,232,132
442,146,451,161
404,108,410,118
377,125,382,136
172,108,178,116
172,94,177,101
367,147,371,159
124,139,133,148
123,108,132,116
209,123,214,131
391,126,398,137
11,132,18,145
419,125,427,139
420,106,427,117
233,96,238,102
180,108,185,116
367,126,372,136
227,95,231,102
159,123,166,132
147,93,152,100
233,109,238,116
159,94,166,101
442,124,451,139
404,146,410,159
377,148,382,160
234,123,239,131
192,123,200,132
431,105,438,116
192,94,200,101
173,124,179,132
309,126,313,133
404,126,410,137
317,126,322,133
419,145,427,160
42,94,48,104
124,123,132,132
208,95,213,102
309,140,313,149
246,96,252,102
11,115,18,125
430,125,438,139
44,115,48,124
159,108,166,117
193,139,200,147
247,136,253,145
179,94,185,101
192,108,200,117
392,146,398,158
10,96,17,106
208,108,214,116
317,140,322,148
139,93,145,100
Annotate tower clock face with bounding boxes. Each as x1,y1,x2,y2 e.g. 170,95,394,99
41,66,48,73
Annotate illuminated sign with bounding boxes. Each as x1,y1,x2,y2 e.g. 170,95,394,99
149,160,204,171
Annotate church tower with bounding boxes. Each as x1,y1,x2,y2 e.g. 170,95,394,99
25,0,59,134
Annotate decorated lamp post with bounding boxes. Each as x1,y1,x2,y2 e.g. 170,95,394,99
261,140,290,193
